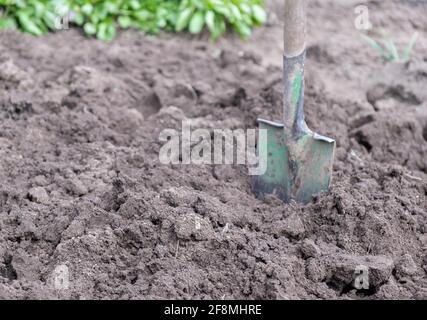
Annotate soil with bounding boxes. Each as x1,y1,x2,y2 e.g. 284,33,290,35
0,0,426,299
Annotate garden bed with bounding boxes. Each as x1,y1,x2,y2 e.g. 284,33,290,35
0,0,426,299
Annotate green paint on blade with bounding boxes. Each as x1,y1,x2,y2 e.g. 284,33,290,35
291,70,302,106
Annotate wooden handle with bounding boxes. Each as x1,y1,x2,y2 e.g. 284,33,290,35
284,0,307,57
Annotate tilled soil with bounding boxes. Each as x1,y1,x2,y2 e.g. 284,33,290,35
0,0,426,299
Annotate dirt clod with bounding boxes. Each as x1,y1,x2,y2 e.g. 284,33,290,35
0,0,426,299
174,213,214,241
325,254,394,293
300,239,321,259
394,254,419,279
28,187,49,204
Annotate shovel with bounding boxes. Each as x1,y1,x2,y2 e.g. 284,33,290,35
251,0,335,204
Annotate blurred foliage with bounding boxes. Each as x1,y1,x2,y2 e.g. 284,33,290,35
0,0,267,40
361,30,419,63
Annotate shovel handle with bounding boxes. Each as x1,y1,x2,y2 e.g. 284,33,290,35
284,0,307,57
283,0,308,135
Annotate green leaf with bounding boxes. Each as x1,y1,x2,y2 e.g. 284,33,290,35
118,15,132,28
133,10,151,21
0,17,17,30
54,2,69,17
34,2,45,18
129,0,141,10
234,21,251,38
229,4,242,21
402,32,419,62
361,35,388,60
385,38,399,61
213,5,230,19
205,11,225,40
96,21,116,41
175,7,193,32
216,18,226,39
43,11,57,30
252,4,266,24
240,3,251,15
242,13,252,25
179,0,191,11
83,22,97,35
189,11,204,34
81,3,93,16
208,0,224,7
96,22,108,40
15,0,26,9
157,17,167,28
205,10,215,32
17,11,43,36
104,1,119,14
191,0,204,9
74,12,85,26
93,5,108,21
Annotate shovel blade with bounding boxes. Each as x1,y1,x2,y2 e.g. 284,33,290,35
252,119,335,204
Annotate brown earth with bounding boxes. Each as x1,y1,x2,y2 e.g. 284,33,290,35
0,0,426,299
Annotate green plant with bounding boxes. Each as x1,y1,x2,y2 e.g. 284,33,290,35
0,0,64,35
0,0,267,41
175,0,266,39
362,30,419,62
